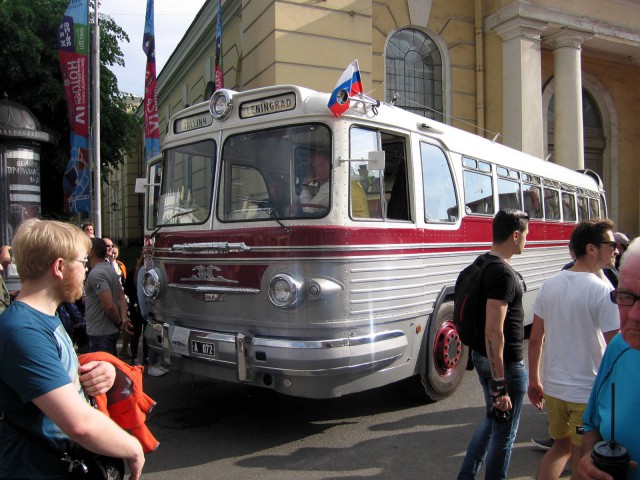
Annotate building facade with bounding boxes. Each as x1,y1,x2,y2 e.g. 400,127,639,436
110,0,640,244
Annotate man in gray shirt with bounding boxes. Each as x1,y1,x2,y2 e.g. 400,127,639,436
85,238,132,354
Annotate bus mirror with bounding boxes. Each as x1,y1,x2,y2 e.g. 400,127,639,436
368,151,385,170
135,178,146,194
135,178,160,193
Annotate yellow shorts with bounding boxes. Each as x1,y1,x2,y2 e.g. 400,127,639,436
543,394,586,447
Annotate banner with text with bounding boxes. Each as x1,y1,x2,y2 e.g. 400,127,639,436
143,0,160,161
214,0,224,90
59,0,90,213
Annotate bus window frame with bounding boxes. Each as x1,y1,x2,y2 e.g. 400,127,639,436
462,156,495,216
420,141,459,223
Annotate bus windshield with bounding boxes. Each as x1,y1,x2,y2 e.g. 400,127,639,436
217,123,331,221
157,140,216,226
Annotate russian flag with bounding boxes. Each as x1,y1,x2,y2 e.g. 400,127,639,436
327,60,363,117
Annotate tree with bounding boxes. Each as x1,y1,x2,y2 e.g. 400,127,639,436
0,0,141,217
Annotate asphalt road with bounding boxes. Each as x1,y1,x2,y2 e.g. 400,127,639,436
138,351,564,480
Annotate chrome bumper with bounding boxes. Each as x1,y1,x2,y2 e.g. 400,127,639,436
146,322,408,380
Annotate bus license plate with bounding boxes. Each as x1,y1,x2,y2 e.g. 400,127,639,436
191,340,215,357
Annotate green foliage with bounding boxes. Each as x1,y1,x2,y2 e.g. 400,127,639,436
0,0,142,215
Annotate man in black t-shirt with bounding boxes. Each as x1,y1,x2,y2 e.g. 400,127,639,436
458,209,529,480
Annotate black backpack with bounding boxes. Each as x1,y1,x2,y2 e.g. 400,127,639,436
453,253,502,352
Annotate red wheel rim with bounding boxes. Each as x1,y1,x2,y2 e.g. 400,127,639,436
432,320,462,376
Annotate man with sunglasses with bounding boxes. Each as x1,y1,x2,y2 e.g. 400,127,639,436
577,237,640,480
528,219,620,479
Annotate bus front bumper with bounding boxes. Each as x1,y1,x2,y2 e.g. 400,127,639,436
145,322,408,380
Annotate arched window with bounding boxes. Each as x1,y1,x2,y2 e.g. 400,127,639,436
385,28,443,121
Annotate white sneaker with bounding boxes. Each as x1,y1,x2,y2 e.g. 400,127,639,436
147,364,169,377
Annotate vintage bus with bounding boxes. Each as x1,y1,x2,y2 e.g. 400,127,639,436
141,85,605,401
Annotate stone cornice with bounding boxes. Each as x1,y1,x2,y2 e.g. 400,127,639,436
485,0,640,45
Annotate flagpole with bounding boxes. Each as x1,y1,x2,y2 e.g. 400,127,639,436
91,0,102,236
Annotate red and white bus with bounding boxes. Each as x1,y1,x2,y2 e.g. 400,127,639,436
141,85,605,400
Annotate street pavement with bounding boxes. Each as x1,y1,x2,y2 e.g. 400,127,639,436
136,346,568,479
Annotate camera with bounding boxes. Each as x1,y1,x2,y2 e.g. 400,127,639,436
488,407,511,423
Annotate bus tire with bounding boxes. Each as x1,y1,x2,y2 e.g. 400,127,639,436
409,300,468,402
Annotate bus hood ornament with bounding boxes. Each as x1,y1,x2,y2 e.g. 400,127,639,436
181,265,238,284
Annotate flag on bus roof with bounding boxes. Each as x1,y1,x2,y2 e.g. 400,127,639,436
59,0,90,213
327,60,363,117
214,0,224,90
143,0,160,161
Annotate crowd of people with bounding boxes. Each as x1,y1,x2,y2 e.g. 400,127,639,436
457,210,639,480
0,212,639,478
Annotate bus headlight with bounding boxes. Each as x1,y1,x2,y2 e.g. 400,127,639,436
268,273,306,309
209,89,233,120
142,268,163,299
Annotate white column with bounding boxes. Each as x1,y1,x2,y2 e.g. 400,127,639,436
493,17,547,158
546,29,591,171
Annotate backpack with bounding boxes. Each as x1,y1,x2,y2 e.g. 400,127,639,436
453,253,502,352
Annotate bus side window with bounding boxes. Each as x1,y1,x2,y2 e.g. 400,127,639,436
544,189,561,220
523,184,543,219
589,197,600,218
577,196,589,220
562,192,577,222
421,142,458,222
497,177,521,211
463,169,494,215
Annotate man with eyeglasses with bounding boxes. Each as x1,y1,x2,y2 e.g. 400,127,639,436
528,219,620,479
0,220,144,479
576,237,640,479
85,238,132,355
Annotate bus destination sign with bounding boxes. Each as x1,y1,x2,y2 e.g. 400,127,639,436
240,93,296,119
175,112,213,133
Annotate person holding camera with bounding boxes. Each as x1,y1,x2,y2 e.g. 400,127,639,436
528,219,620,479
576,237,640,480
457,209,530,480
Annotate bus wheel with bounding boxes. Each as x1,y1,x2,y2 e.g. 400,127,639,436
409,300,468,402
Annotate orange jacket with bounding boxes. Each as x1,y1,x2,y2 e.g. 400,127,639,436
78,352,159,453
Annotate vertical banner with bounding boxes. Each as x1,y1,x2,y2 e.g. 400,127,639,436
143,0,160,162
59,0,90,213
214,0,224,90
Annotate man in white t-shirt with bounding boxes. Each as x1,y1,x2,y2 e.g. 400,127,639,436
528,219,621,479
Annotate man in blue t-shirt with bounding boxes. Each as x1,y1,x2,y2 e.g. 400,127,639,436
577,237,640,480
0,219,144,479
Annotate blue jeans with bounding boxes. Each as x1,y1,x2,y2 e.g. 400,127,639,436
88,332,120,356
458,350,527,480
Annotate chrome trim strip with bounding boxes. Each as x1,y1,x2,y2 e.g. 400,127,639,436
168,283,260,294
171,242,251,253
248,330,404,349
151,241,567,256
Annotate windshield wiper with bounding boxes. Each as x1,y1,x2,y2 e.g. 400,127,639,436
241,198,292,233
149,208,199,238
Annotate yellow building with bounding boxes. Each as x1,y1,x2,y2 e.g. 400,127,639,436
109,0,640,245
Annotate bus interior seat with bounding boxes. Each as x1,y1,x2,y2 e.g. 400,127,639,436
350,179,370,218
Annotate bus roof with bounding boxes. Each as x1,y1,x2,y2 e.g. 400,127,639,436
169,85,602,193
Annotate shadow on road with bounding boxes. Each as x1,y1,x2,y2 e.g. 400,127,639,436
141,370,550,479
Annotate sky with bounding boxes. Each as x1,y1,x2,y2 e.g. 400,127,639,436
101,0,207,97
